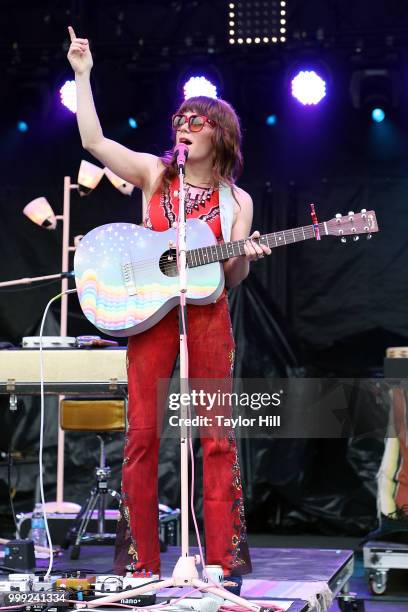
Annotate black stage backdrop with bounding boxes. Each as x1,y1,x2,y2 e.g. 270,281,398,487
1,167,402,535
1,0,408,535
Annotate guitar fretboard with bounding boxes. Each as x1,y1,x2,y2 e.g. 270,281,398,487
186,222,326,268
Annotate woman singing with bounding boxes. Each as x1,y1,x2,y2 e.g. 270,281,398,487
67,26,270,583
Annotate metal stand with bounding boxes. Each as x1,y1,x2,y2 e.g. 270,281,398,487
47,177,82,514
64,435,120,560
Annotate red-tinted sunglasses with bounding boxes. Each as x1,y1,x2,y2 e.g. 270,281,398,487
172,113,217,132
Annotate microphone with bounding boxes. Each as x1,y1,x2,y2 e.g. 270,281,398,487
174,143,189,172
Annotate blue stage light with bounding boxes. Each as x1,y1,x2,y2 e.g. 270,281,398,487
266,114,277,126
128,117,138,129
17,121,28,132
372,108,385,123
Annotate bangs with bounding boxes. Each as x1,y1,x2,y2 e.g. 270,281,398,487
176,96,224,123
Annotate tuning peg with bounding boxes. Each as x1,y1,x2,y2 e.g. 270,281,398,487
361,208,367,213
353,235,359,242
367,233,372,240
341,237,347,243
348,211,355,215
335,213,342,223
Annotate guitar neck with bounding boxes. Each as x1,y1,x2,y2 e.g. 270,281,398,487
187,222,325,268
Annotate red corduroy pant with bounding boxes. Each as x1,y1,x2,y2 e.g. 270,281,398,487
113,294,251,577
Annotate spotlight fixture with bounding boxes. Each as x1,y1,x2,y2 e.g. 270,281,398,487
60,80,77,113
128,117,138,128
350,68,400,117
104,167,134,195
228,0,288,46
77,160,104,196
291,70,327,106
23,197,57,230
183,76,218,100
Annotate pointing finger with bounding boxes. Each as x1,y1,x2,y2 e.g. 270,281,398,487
68,26,76,42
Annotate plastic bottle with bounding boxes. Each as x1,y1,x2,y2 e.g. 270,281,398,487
31,503,48,547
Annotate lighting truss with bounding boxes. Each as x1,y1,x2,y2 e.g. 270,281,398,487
228,0,288,46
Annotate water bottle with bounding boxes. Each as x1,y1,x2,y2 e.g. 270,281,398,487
31,503,48,547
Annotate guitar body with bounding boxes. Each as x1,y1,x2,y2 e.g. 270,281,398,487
74,218,224,337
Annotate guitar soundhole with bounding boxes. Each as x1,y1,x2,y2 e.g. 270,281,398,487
159,249,178,277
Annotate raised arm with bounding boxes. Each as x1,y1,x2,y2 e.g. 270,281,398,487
67,26,160,191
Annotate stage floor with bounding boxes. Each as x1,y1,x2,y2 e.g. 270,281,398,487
32,541,352,612
12,538,408,611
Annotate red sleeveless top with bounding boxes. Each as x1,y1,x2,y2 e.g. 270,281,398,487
144,176,222,239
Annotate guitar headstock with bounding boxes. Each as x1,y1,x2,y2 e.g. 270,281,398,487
326,210,379,241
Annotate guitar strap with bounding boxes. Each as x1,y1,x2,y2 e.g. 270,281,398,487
219,183,235,242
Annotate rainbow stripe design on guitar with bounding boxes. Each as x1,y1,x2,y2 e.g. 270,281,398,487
74,219,224,337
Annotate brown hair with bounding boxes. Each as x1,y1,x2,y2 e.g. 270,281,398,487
157,96,243,194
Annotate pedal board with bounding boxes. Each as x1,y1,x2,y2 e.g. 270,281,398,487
0,572,159,609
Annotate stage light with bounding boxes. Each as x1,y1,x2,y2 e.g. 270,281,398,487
372,108,385,123
23,197,57,230
77,160,104,196
350,69,399,118
104,167,134,196
183,76,217,100
266,114,277,125
17,121,28,132
60,80,77,113
228,0,288,45
128,117,138,129
23,161,130,237
291,70,327,105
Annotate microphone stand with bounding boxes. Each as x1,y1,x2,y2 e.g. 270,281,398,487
81,153,264,612
175,152,192,569
0,271,74,288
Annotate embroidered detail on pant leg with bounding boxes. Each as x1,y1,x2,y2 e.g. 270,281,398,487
228,348,235,378
223,428,251,573
122,496,138,562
